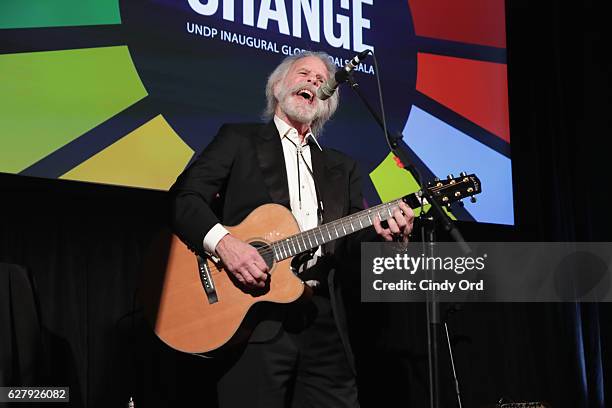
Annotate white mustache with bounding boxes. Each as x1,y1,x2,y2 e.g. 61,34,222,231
288,82,317,96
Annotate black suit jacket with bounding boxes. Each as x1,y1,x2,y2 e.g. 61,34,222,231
170,121,374,373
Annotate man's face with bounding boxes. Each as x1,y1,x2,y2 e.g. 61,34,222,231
275,56,330,126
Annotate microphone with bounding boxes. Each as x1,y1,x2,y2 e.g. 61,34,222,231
316,50,370,100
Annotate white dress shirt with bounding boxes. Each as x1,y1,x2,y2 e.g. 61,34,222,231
202,116,321,257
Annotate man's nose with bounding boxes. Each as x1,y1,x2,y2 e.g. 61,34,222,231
306,74,320,87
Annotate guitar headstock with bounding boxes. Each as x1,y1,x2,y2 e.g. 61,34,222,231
426,172,481,206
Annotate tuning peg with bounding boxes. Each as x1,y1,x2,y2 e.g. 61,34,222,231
460,171,467,177
447,174,454,180
470,196,477,203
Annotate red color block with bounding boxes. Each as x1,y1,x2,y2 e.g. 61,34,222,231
416,53,510,142
408,0,506,49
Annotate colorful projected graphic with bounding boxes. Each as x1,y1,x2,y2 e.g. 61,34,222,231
0,0,513,225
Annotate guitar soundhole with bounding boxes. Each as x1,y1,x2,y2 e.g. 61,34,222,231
250,241,275,270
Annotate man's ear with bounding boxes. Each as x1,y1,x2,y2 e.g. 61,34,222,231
272,80,284,101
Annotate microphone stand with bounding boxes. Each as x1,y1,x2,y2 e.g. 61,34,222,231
346,74,470,408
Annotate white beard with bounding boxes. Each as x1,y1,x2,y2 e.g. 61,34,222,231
275,82,322,125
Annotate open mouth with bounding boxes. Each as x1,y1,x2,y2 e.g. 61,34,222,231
296,88,314,102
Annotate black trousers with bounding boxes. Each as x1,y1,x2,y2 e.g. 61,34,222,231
217,295,359,408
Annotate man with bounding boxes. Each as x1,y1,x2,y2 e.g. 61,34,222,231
170,51,414,407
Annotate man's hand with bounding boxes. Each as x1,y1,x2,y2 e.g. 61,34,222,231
215,234,269,288
373,201,415,242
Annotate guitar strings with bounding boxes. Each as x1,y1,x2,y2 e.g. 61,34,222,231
202,179,474,277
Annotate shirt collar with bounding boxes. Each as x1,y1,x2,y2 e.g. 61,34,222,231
274,115,315,147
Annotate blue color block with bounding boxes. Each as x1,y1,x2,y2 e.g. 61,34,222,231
403,106,514,225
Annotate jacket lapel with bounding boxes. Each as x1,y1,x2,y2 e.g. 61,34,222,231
255,121,291,209
310,144,344,254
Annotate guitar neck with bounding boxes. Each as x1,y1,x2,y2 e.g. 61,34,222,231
269,192,423,262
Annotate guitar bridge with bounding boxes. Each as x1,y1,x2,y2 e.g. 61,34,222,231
197,255,218,304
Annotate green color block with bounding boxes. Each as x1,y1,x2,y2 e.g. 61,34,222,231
370,153,420,203
369,153,456,219
0,0,120,29
0,46,147,173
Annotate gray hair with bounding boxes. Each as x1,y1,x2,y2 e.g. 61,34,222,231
263,51,339,136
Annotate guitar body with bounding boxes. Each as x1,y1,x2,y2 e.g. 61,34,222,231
140,204,305,354
140,173,481,354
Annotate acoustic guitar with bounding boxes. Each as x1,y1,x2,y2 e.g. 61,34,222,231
140,173,481,354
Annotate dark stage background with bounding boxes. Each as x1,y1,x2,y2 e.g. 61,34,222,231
1,1,611,407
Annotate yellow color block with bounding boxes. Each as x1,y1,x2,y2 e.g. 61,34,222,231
61,115,193,191
370,153,420,203
369,153,456,219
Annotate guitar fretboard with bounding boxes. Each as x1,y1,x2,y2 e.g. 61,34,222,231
269,193,422,262
262,172,480,262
